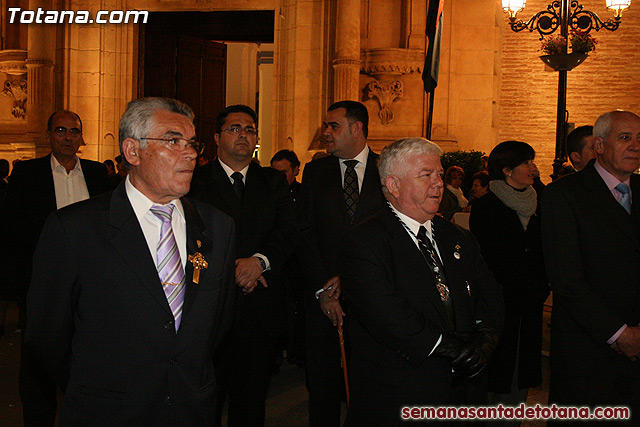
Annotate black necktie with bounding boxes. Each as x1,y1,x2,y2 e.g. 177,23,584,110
231,171,244,201
343,160,359,225
417,225,455,328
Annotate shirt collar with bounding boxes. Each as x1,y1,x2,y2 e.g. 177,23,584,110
388,202,433,238
594,158,631,191
125,175,184,223
50,154,81,173
341,145,369,166
218,158,250,181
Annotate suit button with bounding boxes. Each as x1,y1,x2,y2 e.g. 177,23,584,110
164,396,171,405
170,358,178,366
164,320,174,329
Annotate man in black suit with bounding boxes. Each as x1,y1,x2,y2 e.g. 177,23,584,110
543,110,640,424
338,137,502,426
271,149,301,202
24,97,236,425
3,110,110,426
189,105,298,426
271,149,305,365
297,100,386,426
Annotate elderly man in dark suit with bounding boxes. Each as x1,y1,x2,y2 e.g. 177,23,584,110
543,110,640,425
296,100,387,426
3,110,110,426
339,137,503,426
189,104,297,426
24,98,236,426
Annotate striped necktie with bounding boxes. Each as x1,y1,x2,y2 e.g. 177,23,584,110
150,204,185,332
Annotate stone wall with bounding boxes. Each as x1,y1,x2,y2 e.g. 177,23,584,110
498,0,640,182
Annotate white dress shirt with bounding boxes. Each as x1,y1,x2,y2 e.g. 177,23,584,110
51,155,90,209
339,145,369,191
125,176,187,270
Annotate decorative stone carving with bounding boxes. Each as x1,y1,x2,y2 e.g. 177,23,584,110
366,80,403,125
0,50,28,76
361,48,424,79
1,78,28,119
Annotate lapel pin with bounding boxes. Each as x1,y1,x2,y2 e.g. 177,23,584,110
188,252,208,284
454,245,461,260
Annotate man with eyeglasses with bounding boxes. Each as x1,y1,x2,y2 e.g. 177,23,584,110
3,110,110,426
24,98,236,425
189,104,298,426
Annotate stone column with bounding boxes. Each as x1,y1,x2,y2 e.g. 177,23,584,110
333,0,361,102
25,0,54,156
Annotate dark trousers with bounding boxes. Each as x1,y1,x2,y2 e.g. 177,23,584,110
216,315,279,427
19,330,58,427
305,296,344,427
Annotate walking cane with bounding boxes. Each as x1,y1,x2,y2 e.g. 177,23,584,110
338,323,350,406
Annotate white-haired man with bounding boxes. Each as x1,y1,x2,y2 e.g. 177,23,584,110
543,110,640,425
339,137,503,426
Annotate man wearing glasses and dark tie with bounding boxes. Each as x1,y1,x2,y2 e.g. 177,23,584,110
3,110,110,426
189,104,298,426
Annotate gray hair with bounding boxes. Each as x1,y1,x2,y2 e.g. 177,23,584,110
593,110,639,141
119,97,194,165
378,137,443,187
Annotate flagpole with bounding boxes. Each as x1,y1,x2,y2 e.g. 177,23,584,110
426,89,435,140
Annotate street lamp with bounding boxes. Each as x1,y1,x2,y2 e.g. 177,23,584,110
501,0,632,178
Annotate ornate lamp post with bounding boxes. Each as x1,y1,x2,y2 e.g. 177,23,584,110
501,0,632,178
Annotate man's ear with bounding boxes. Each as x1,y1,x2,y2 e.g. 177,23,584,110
293,165,300,177
214,133,220,145
384,174,400,198
594,137,605,155
122,138,140,166
569,151,581,165
351,120,363,136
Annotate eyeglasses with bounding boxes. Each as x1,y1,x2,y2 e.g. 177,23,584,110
52,126,82,138
222,125,258,136
140,137,204,154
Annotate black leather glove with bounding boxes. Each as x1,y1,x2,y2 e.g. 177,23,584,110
432,331,469,358
432,323,499,379
455,322,499,378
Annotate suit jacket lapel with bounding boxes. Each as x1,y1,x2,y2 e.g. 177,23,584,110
328,156,350,225
211,160,242,217
379,208,451,330
181,198,213,321
243,162,263,215
355,151,382,223
41,154,57,212
108,185,173,317
584,164,640,241
432,217,474,329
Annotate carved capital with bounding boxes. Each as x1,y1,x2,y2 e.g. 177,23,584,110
366,80,403,125
25,58,53,68
0,49,28,76
361,48,424,79
1,78,28,119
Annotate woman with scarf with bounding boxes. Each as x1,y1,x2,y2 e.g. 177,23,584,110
469,140,549,420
